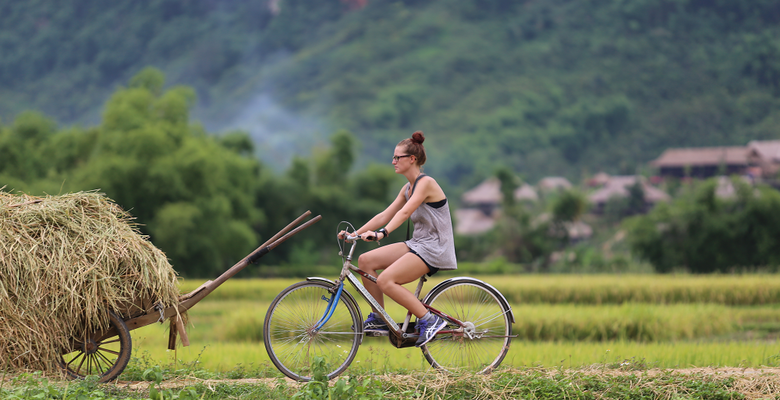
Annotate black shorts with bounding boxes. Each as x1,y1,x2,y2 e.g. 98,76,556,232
408,249,439,276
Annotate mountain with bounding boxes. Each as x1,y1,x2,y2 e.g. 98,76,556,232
2,0,779,188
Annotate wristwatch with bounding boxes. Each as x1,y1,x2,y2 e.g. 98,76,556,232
377,228,388,240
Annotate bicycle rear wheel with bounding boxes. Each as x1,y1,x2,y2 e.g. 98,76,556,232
421,279,512,374
263,281,362,381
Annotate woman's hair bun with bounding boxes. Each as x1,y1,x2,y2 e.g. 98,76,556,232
411,131,425,144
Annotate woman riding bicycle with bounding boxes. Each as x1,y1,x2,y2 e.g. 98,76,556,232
338,131,457,347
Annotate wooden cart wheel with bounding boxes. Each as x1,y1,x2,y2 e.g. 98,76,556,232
59,310,132,382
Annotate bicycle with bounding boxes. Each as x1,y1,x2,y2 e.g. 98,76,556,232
263,222,515,381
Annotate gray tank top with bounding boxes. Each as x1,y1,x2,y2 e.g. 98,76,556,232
403,175,458,270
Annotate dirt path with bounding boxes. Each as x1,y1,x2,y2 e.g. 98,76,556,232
6,368,780,399
119,376,296,391
116,367,780,399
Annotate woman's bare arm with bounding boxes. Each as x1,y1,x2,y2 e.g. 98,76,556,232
355,185,408,235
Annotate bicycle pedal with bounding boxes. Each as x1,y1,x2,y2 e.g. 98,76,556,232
364,330,389,337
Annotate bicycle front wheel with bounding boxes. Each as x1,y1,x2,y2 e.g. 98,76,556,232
421,279,512,374
263,281,362,381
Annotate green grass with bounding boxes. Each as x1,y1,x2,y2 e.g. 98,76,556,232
155,300,779,344
179,274,780,305
130,331,780,376
479,274,780,305
112,275,780,382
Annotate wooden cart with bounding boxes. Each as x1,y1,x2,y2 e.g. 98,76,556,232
58,211,321,382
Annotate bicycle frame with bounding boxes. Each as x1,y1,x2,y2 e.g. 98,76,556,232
314,236,466,342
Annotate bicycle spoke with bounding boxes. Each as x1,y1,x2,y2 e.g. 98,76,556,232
471,309,511,328
264,282,361,381
422,280,512,374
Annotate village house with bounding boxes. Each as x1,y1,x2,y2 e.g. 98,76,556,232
649,146,751,178
588,175,670,214
460,178,538,216
453,208,497,235
649,140,780,184
455,178,539,235
747,140,780,179
586,172,611,187
538,176,573,193
455,177,591,241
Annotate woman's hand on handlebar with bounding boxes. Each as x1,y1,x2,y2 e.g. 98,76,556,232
361,231,380,242
337,230,378,242
338,230,361,242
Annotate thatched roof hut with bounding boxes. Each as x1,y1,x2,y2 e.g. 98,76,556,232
515,184,539,202
461,178,538,206
538,177,572,192
458,178,539,235
454,208,497,235
462,178,502,205
588,175,670,210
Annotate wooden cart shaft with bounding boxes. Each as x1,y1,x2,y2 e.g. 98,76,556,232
123,211,321,333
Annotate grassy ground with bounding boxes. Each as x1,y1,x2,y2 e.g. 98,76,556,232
6,274,780,398
4,366,780,399
132,332,780,374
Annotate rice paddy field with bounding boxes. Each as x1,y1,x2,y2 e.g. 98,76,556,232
129,274,780,376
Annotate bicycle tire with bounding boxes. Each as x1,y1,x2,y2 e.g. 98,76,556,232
421,279,512,374
263,281,362,381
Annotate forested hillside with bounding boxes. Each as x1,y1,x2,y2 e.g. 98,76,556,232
3,0,780,275
2,0,779,187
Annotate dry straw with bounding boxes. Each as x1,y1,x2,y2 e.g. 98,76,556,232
0,190,180,373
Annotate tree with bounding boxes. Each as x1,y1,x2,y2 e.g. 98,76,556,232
743,33,780,96
551,189,588,223
315,129,355,185
0,111,57,181
70,68,263,276
624,177,780,273
489,167,562,268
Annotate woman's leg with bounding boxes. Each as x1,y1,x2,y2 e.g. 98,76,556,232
357,242,410,311
376,253,430,318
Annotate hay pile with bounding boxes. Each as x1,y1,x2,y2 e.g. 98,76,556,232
0,190,180,373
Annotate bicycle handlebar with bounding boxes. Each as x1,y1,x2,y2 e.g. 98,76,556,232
345,233,379,242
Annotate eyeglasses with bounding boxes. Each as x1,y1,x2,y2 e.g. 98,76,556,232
392,154,412,162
